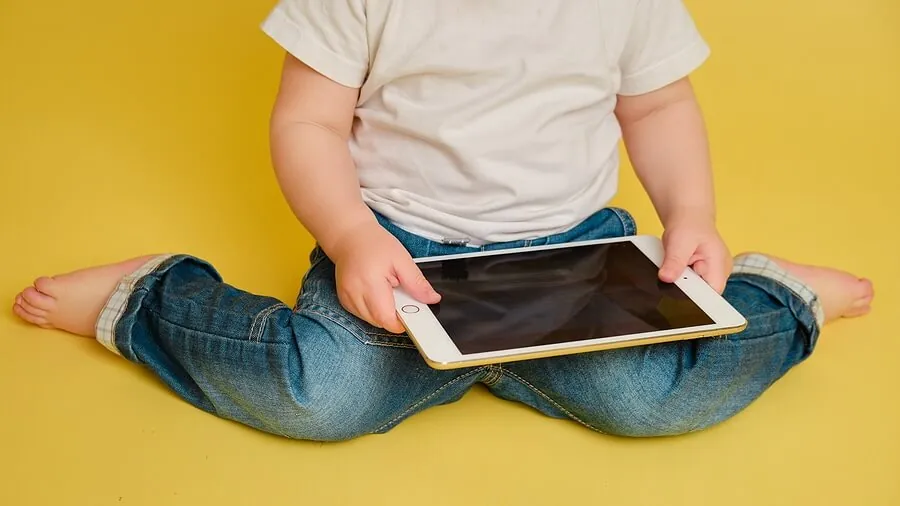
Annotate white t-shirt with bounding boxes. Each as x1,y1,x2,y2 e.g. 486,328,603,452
262,0,709,245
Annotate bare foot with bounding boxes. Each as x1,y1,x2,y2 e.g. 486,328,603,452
765,256,875,324
13,256,156,337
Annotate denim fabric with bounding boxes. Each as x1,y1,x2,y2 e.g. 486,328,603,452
111,208,819,440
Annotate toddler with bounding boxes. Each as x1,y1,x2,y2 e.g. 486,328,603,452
13,0,874,440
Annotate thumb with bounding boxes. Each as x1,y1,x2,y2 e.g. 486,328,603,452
660,232,695,283
394,256,441,304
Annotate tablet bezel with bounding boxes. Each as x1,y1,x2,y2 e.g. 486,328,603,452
393,235,747,370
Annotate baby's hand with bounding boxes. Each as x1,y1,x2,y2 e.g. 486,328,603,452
659,214,732,293
329,222,441,333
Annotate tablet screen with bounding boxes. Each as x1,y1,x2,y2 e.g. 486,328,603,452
419,241,714,355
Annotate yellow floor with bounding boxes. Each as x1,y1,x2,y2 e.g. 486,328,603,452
1,1,898,504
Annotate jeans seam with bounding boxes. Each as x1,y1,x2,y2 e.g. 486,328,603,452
295,278,316,312
608,207,637,236
360,340,418,350
296,263,328,311
141,305,285,344
374,368,484,433
482,365,502,386
301,304,418,349
502,369,605,434
249,303,288,343
367,331,409,338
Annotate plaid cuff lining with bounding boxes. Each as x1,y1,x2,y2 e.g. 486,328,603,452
732,253,825,327
95,255,174,355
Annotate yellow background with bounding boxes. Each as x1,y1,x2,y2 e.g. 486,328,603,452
1,0,898,504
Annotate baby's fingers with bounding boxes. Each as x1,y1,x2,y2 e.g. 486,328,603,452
692,260,717,293
365,281,405,334
703,251,732,294
338,287,381,329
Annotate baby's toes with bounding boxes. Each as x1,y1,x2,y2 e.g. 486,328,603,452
16,293,46,316
33,277,59,298
859,278,875,300
845,305,872,318
13,302,51,327
844,282,874,318
22,285,55,312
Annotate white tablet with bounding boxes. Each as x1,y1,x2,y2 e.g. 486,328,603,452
393,235,747,370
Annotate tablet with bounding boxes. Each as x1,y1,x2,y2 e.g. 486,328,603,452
393,235,747,370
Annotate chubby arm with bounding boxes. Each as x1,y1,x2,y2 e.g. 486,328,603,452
615,77,731,292
268,54,439,332
269,54,375,256
615,78,715,225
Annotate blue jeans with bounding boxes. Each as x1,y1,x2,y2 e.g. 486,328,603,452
103,208,819,440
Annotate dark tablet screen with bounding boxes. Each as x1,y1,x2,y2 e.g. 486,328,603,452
418,241,714,355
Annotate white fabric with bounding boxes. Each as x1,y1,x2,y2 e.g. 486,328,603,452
262,0,709,244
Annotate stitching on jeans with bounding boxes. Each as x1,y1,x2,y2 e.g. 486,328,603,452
249,303,287,343
304,302,419,348
482,366,502,386
502,369,604,433
250,303,287,343
367,331,411,338
142,305,291,345
248,305,264,342
301,304,418,349
300,305,367,343
359,340,418,350
609,207,637,236
374,369,484,433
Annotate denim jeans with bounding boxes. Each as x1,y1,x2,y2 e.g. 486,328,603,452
98,208,820,440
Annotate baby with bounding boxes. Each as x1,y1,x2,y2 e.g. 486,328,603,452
13,0,874,440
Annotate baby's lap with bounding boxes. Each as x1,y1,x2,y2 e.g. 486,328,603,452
293,251,677,389
290,207,665,389
287,207,773,399
292,205,639,349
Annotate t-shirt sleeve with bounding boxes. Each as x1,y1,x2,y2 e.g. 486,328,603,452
617,0,710,96
261,0,369,88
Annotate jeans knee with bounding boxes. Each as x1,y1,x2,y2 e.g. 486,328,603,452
276,412,373,442
264,384,391,441
584,394,720,438
263,396,381,442
258,363,396,442
597,412,696,438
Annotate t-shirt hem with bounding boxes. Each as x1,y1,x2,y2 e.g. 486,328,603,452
261,8,367,88
618,39,710,96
